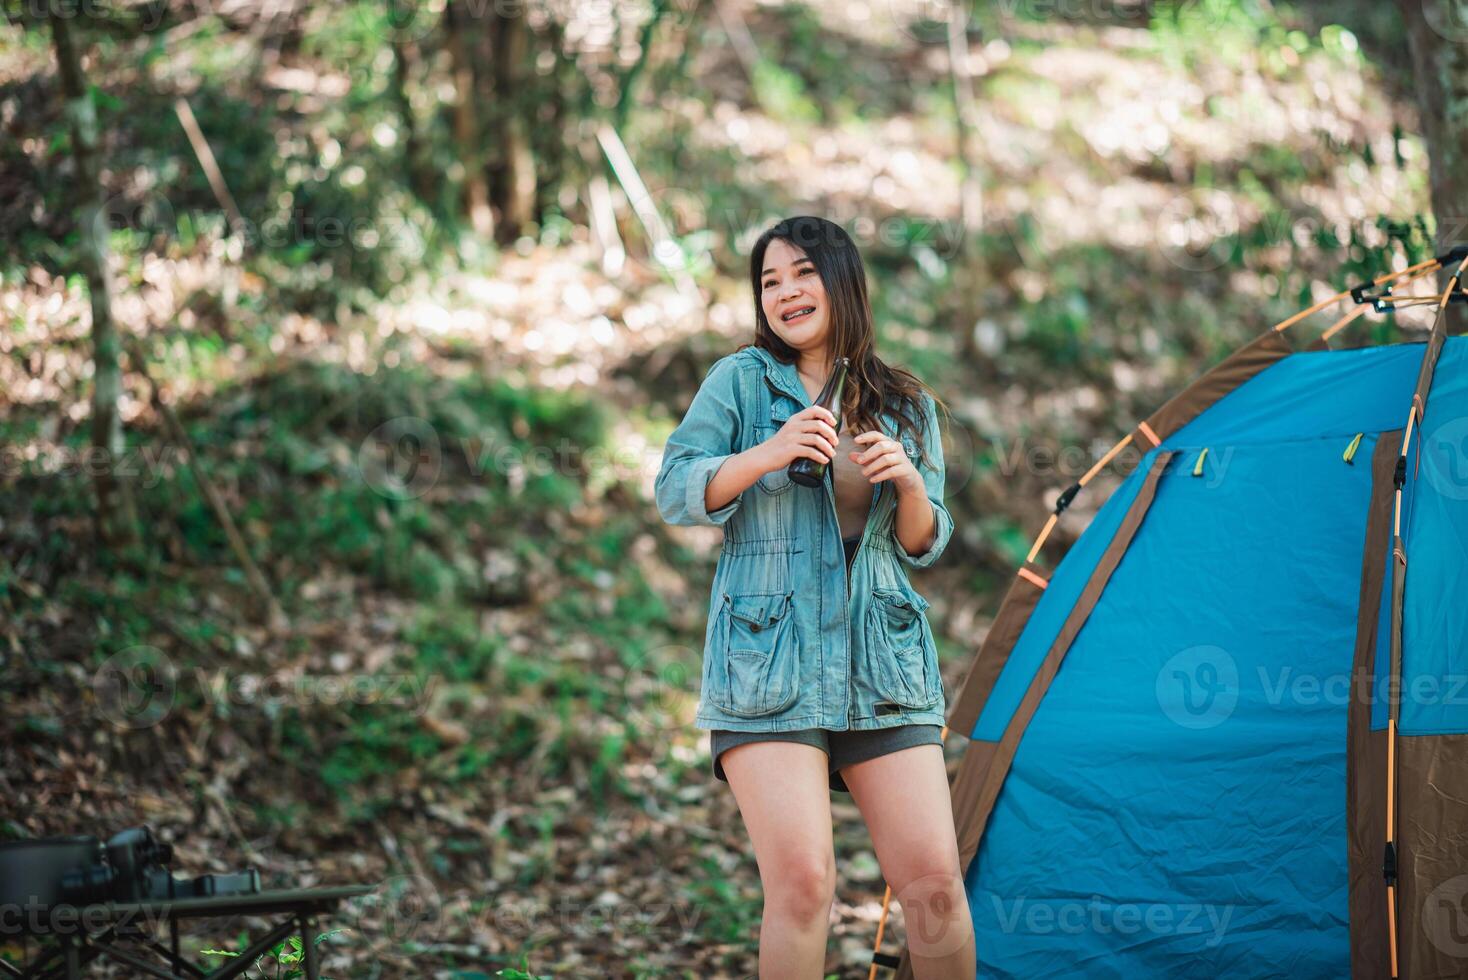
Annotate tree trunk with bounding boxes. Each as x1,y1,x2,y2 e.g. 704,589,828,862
948,4,983,250
50,5,138,545
444,0,493,236
1399,0,1468,325
391,36,436,207
487,5,536,243
533,14,571,212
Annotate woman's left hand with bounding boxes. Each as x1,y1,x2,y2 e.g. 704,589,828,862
851,430,924,497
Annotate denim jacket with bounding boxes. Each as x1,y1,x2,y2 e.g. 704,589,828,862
654,344,954,732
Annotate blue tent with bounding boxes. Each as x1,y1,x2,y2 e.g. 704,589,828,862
882,253,1468,979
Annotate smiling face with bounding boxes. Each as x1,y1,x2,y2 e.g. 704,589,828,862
759,238,831,355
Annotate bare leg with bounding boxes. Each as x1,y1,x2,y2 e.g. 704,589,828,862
841,743,975,980
722,741,837,979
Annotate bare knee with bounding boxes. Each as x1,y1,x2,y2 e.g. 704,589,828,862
894,865,969,954
764,852,836,925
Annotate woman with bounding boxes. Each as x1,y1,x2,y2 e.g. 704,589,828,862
654,215,976,978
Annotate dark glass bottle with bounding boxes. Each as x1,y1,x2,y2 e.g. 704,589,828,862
789,357,850,488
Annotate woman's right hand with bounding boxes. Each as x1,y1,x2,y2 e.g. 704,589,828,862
754,405,840,474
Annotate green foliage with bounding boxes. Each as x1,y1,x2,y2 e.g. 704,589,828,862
496,954,552,980
1149,1,1362,79
201,928,345,979
1148,0,1286,71
751,58,821,125
406,604,500,682
680,856,761,945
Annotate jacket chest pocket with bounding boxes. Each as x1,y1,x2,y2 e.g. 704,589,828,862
707,590,799,717
865,588,940,709
755,402,797,494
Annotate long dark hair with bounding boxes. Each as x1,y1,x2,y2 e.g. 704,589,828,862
740,215,950,470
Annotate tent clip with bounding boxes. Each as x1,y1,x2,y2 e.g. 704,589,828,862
1383,840,1398,887
1054,482,1081,515
1393,456,1407,489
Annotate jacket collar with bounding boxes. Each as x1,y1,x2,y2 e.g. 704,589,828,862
744,344,900,439
744,344,810,406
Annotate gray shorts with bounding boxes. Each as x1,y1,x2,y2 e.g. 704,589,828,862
710,724,944,793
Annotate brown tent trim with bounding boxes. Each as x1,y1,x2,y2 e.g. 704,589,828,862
1346,429,1400,979
945,561,1050,739
895,451,1173,980
1395,731,1468,978
1408,264,1461,419
1131,329,1293,448
951,448,1168,862
954,449,1171,865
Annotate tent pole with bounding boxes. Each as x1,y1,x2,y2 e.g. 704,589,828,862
1276,257,1443,333
1271,256,1434,335
1319,263,1444,341
1381,251,1468,978
1025,258,1440,566
868,883,892,980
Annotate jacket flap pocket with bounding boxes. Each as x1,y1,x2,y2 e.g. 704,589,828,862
726,591,792,630
872,588,930,615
